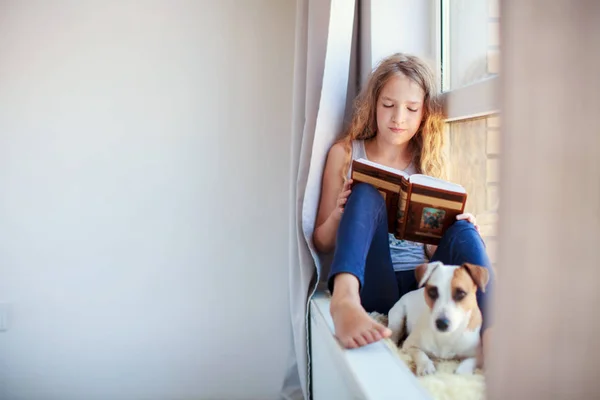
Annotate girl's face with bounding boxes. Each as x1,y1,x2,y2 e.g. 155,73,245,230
375,73,425,146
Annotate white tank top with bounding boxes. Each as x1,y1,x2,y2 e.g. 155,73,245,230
348,140,427,271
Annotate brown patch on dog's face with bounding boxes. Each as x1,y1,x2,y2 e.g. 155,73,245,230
415,263,430,287
451,267,482,330
424,284,438,309
461,263,489,292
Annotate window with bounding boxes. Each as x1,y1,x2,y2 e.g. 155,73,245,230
437,0,501,265
441,0,500,91
437,0,500,121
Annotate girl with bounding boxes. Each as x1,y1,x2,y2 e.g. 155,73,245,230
313,53,494,355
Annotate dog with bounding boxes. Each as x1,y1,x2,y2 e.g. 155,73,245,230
387,261,489,376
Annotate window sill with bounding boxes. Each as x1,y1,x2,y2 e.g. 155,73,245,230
309,291,431,400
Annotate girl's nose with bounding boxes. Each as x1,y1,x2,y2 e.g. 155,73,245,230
393,108,405,124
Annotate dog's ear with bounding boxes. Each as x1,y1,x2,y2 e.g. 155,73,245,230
415,262,442,288
461,263,490,292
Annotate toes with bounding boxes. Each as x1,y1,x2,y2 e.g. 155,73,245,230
370,329,382,342
361,330,375,344
345,327,388,348
341,337,358,349
376,324,392,338
354,334,368,347
356,328,385,347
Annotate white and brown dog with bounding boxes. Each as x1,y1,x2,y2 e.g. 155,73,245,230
387,261,489,376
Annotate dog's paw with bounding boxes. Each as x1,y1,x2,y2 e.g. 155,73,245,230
455,357,477,375
416,358,436,376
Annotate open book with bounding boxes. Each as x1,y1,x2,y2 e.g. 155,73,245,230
351,158,467,245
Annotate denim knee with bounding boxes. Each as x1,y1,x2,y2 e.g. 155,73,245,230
445,219,477,237
349,182,384,206
441,219,491,270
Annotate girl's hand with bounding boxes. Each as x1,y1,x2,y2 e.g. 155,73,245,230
331,179,352,221
456,212,481,234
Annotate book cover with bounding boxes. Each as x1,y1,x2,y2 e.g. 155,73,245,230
350,158,467,245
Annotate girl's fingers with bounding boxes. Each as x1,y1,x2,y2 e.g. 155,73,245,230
457,213,476,225
336,182,353,213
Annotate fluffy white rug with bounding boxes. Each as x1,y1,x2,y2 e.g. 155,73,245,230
370,312,487,400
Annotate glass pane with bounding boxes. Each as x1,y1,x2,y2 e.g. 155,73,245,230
444,115,500,264
443,0,500,91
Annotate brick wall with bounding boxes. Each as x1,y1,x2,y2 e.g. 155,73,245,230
444,0,501,266
445,115,500,266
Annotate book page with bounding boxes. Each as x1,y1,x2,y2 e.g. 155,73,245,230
409,174,466,193
397,179,409,221
354,158,410,179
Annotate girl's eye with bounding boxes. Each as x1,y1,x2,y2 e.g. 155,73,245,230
408,108,419,112
383,104,394,108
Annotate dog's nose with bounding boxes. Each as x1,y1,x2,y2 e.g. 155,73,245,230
435,317,450,332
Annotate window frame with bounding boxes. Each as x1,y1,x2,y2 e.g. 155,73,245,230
436,0,500,121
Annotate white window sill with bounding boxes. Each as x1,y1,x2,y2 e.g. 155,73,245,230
309,291,431,400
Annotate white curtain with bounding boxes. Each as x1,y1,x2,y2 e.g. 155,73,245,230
281,0,356,399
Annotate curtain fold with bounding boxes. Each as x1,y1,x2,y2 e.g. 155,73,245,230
281,0,356,398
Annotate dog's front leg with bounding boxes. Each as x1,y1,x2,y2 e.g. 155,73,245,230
407,347,436,376
455,357,477,375
387,301,406,346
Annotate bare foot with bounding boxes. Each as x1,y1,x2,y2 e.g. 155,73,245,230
329,274,392,349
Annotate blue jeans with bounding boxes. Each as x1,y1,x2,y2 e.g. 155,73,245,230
327,183,494,331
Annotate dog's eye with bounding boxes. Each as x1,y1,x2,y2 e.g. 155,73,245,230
454,289,467,301
427,286,438,300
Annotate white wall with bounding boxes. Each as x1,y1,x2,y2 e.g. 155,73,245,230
0,1,296,399
360,0,435,86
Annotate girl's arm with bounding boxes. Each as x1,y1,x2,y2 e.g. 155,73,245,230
425,244,437,260
313,143,348,253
